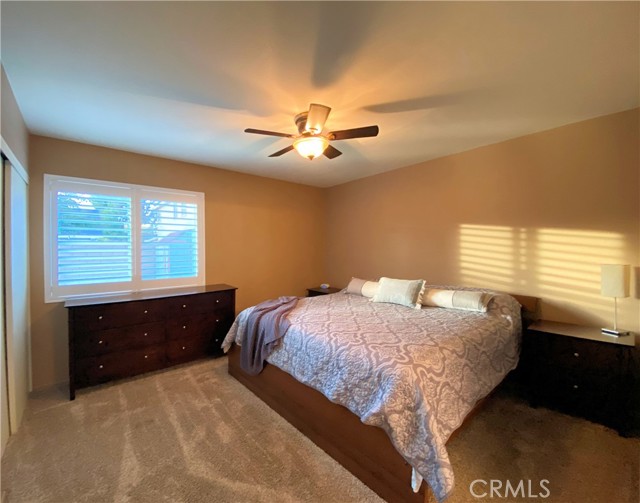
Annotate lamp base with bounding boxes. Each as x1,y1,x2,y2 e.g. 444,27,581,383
601,328,631,337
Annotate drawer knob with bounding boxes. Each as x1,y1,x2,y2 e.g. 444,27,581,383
98,340,103,344
182,325,187,329
182,346,186,350
182,304,187,308
144,332,148,337
98,315,103,320
144,310,148,314
144,355,148,359
573,384,579,389
574,352,579,358
216,319,219,323
216,300,220,303
99,365,104,369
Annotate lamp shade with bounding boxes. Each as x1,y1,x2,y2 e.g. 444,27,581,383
293,136,329,160
600,264,630,298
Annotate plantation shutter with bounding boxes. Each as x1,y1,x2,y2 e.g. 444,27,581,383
57,191,133,286
139,190,201,282
44,175,204,302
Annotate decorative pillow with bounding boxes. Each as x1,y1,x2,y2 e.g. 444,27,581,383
422,289,493,312
371,277,426,309
346,277,379,298
361,280,380,299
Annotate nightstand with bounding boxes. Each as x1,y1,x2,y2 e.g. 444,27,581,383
520,320,638,436
307,286,341,297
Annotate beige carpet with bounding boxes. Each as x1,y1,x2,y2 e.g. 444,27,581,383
1,358,638,503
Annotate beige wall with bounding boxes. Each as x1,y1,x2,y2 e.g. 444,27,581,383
1,66,29,171
326,109,640,333
29,136,326,389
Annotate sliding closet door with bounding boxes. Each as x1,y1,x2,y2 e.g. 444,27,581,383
3,158,30,435
0,160,8,454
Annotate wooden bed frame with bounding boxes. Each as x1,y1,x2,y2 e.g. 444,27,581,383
227,294,539,503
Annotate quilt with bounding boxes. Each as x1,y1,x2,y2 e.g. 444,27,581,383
222,287,522,501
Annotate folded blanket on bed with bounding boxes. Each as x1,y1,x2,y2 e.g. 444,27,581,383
240,296,299,375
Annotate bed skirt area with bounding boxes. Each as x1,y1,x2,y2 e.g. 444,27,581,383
227,345,435,503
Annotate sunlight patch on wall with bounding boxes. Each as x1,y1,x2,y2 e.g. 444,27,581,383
459,224,627,324
535,228,625,316
459,225,521,290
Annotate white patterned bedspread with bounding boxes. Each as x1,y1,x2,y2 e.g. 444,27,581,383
222,287,522,502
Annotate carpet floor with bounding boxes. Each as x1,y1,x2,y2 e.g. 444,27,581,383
1,358,638,503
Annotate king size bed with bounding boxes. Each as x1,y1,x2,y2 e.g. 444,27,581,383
222,283,538,502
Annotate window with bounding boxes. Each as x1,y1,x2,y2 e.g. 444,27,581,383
44,175,205,302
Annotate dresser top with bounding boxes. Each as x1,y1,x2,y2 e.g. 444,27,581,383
64,284,236,308
528,320,636,347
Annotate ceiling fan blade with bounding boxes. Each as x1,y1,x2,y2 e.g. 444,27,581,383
306,103,331,133
323,144,342,159
268,145,295,157
330,125,379,141
245,128,293,138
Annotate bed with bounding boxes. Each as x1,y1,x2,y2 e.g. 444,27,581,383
222,286,538,502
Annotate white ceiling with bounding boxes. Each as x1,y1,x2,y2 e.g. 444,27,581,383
2,1,638,187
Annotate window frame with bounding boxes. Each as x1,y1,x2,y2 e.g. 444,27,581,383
44,174,205,303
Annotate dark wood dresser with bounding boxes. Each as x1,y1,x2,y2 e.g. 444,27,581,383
521,320,638,436
65,284,236,399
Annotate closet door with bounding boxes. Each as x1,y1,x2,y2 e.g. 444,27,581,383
3,158,30,436
0,159,8,454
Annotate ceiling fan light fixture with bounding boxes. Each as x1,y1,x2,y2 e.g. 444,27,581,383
293,135,329,160
245,103,377,160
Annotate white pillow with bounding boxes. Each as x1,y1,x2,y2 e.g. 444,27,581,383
361,281,380,298
422,289,492,312
346,277,379,298
371,277,426,310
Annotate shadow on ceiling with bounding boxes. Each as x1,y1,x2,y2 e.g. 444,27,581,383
311,2,382,88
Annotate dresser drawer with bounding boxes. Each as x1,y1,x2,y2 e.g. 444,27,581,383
166,335,211,365
211,330,225,353
168,291,233,316
166,313,231,340
75,322,165,358
535,368,624,422
73,300,165,332
543,334,623,374
75,347,166,387
537,366,602,396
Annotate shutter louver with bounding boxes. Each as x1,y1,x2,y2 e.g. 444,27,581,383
56,192,132,285
141,200,198,280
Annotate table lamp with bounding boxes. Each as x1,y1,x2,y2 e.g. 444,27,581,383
600,264,630,336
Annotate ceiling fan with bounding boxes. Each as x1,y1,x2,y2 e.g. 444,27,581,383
244,103,379,160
